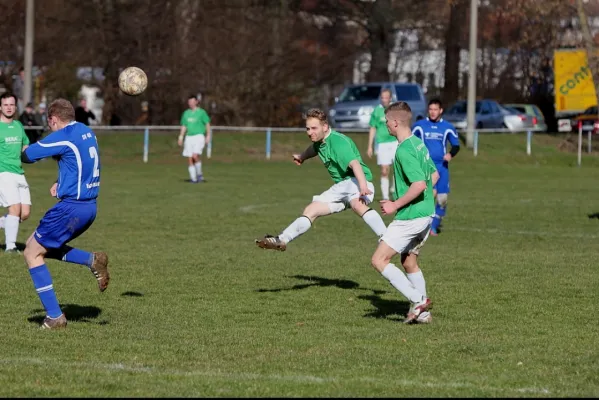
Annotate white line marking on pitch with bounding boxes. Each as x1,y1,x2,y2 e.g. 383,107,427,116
446,226,598,240
0,357,551,395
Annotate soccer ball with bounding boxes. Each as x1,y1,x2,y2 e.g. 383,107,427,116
118,67,148,96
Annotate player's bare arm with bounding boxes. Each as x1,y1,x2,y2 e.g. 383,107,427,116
293,144,317,166
348,160,373,197
380,180,427,215
178,126,187,147
367,127,376,158
205,123,212,144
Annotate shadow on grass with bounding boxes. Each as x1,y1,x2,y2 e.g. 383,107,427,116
28,304,104,325
121,291,144,297
257,275,387,295
588,212,599,220
0,242,26,251
357,293,411,321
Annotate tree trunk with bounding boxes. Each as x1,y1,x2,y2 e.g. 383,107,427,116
443,0,468,105
365,0,392,82
576,0,599,119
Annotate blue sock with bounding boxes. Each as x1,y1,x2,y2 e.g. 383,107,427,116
29,264,62,319
431,203,446,232
47,246,93,268
62,247,93,268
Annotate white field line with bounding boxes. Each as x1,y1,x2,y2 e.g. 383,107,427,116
446,226,598,240
0,357,551,395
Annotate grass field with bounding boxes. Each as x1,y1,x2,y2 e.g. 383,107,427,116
1,130,599,397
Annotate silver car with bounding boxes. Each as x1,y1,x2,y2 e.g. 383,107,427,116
444,99,534,132
328,82,427,129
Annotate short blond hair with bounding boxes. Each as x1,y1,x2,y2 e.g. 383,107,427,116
303,108,328,124
48,99,75,122
385,101,412,126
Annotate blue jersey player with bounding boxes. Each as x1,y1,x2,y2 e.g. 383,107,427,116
20,99,109,329
411,99,460,236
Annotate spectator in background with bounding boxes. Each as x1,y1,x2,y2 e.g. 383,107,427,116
38,102,47,128
19,102,43,143
12,67,25,113
74,99,96,126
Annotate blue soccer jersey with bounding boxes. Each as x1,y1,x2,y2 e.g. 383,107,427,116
23,121,100,202
411,118,459,165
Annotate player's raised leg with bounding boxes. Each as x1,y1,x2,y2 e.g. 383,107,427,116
46,246,110,292
349,195,387,238
256,201,332,251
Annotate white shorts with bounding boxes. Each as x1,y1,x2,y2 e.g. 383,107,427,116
0,172,31,207
376,141,398,166
313,177,375,214
182,134,206,157
381,216,433,255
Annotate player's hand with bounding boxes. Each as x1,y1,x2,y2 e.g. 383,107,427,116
177,136,184,147
50,183,58,197
359,185,373,197
367,147,373,158
443,153,452,162
380,200,398,215
292,154,303,166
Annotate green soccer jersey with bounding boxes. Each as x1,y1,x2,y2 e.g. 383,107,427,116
369,104,395,144
180,108,211,136
313,130,373,184
0,120,29,175
392,135,436,221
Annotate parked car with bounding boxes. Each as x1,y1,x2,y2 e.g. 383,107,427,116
571,105,599,134
444,99,534,132
504,103,548,132
328,82,427,129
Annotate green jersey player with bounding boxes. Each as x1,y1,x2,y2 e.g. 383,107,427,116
255,108,387,251
371,101,439,324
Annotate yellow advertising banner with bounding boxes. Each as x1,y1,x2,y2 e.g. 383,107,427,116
554,49,597,115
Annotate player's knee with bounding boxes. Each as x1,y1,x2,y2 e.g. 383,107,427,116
8,204,21,216
402,254,419,274
381,166,390,177
437,193,448,208
371,252,390,271
23,245,38,264
20,210,30,222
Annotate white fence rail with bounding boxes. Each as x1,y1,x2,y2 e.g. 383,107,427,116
22,125,592,165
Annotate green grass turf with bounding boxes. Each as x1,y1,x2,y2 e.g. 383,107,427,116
0,130,598,397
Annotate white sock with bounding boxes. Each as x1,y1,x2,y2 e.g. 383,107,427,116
381,177,390,200
279,216,312,244
381,263,424,303
5,215,20,250
0,214,5,229
407,270,427,297
195,161,202,176
362,209,387,237
188,165,197,182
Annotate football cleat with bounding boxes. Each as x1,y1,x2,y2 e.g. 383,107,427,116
404,297,432,324
41,314,67,330
255,235,287,252
416,311,432,324
90,252,110,292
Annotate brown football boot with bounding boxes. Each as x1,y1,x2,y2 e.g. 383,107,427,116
41,314,67,330
90,252,110,292
255,235,287,251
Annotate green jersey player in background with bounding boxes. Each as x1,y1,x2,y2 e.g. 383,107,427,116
366,88,397,201
178,95,211,183
0,92,32,253
255,108,387,251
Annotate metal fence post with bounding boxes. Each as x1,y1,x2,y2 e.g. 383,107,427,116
266,128,272,160
526,130,532,156
578,121,583,167
588,129,592,154
207,134,212,159
473,130,479,157
143,127,149,163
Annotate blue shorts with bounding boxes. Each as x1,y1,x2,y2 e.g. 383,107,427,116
434,162,450,194
34,200,97,250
